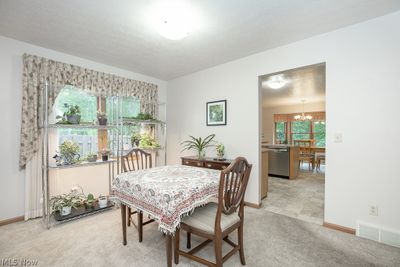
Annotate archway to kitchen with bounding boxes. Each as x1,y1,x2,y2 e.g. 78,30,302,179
259,63,326,225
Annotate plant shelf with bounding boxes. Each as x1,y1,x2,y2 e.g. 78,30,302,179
53,201,115,222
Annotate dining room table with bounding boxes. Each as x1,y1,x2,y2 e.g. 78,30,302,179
110,164,222,267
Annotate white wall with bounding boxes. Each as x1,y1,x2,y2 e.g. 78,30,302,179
262,102,325,143
0,36,167,221
167,11,400,230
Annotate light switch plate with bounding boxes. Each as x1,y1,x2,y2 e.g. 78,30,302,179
334,133,343,143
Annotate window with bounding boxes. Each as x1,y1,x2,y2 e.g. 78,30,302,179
274,121,287,144
291,120,311,143
313,121,326,147
54,86,141,157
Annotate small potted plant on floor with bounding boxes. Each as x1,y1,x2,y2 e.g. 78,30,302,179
181,134,215,159
100,149,110,161
59,140,80,165
98,195,108,208
50,191,84,216
130,132,141,147
85,193,96,209
97,111,107,125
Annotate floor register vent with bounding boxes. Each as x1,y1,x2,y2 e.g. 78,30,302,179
357,221,400,248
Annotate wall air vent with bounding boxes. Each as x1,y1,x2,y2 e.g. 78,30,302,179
357,221,400,248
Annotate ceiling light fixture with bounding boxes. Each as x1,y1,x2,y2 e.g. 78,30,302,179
265,74,288,89
294,99,313,121
151,1,198,40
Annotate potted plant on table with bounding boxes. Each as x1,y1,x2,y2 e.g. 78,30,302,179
181,134,216,159
215,142,225,160
97,111,107,125
59,140,80,165
85,193,96,209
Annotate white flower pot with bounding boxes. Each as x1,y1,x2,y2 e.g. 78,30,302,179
98,198,108,208
61,206,72,216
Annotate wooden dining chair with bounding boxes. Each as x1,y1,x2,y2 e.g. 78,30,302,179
294,140,314,171
121,148,154,242
174,157,252,267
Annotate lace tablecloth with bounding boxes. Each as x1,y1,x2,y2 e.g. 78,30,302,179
111,165,221,234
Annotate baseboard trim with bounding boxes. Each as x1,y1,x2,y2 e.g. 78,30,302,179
244,201,262,209
323,221,356,235
0,216,24,226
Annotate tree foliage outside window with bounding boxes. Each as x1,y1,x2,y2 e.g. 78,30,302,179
291,121,311,142
275,122,286,143
54,86,141,157
314,121,326,147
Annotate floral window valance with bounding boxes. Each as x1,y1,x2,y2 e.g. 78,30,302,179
19,54,158,170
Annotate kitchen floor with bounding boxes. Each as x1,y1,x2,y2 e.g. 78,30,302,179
262,164,325,225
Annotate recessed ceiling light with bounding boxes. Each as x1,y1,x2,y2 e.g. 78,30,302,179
149,1,200,40
264,74,288,89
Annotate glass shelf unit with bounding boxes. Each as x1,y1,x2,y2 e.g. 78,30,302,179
48,159,116,169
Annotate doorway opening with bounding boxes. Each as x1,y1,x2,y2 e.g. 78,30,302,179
259,62,326,225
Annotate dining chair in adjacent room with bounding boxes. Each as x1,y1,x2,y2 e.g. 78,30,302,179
294,140,314,171
121,148,154,242
174,157,252,267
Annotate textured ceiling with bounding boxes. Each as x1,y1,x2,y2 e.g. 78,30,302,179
0,0,400,80
261,63,325,108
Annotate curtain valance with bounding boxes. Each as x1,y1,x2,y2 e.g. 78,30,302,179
273,111,325,122
19,54,158,170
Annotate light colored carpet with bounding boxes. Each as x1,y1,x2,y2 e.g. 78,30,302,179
263,165,325,225
1,207,399,267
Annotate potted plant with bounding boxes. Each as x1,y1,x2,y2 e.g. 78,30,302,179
85,152,98,163
97,111,107,125
130,133,141,147
216,143,225,160
50,191,84,216
59,140,80,165
65,105,81,124
181,134,215,159
85,193,95,209
98,195,108,208
100,149,110,161
139,133,161,149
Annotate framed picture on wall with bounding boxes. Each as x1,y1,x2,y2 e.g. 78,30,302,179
206,100,227,126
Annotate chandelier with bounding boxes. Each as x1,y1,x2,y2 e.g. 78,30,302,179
294,99,312,121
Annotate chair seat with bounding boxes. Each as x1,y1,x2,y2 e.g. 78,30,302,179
182,203,240,234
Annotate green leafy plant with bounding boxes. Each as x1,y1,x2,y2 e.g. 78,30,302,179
86,193,95,208
59,140,80,165
130,132,141,147
56,104,82,124
216,143,225,158
96,111,107,119
139,133,161,149
181,134,216,159
50,191,84,214
134,113,153,120
84,152,98,162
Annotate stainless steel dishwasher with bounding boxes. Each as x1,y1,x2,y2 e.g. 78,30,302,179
266,145,290,178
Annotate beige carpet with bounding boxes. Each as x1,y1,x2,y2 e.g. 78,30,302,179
1,207,399,267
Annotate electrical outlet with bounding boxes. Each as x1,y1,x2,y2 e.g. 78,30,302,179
369,205,378,216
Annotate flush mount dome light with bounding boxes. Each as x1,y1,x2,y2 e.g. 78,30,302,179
152,1,198,40
265,74,288,90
